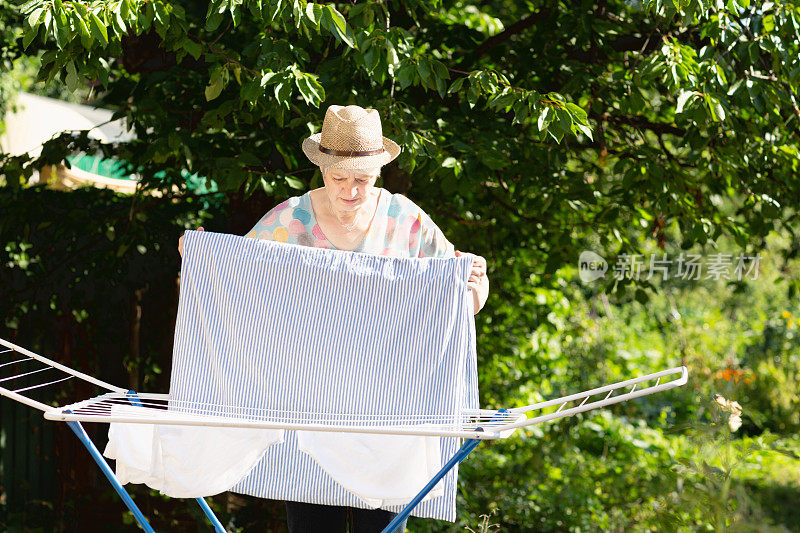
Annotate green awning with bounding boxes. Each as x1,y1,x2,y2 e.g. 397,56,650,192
66,154,217,194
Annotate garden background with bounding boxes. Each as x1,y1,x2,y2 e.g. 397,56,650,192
1,0,800,531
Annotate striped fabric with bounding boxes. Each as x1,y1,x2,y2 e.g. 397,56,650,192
171,230,478,521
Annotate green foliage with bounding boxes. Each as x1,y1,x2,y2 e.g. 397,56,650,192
9,0,797,268
0,0,23,134
440,229,800,532
0,185,223,384
2,0,800,531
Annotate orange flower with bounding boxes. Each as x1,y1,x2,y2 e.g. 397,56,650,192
714,367,752,384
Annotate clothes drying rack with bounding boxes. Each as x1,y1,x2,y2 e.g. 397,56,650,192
0,337,688,532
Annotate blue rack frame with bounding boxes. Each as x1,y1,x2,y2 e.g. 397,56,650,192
65,397,507,533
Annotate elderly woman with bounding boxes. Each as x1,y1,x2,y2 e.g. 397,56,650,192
179,104,489,532
244,104,488,312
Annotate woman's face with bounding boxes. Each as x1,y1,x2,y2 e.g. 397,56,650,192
322,167,380,212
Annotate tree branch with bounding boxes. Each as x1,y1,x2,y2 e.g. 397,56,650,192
594,112,685,136
470,8,552,61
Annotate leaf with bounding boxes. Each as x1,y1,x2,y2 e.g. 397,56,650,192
704,94,725,122
431,59,449,80
326,5,347,34
241,80,261,101
511,98,530,125
397,62,414,89
285,175,304,189
417,58,433,88
291,0,302,29
65,61,80,92
205,69,225,101
363,45,380,72
273,78,293,108
264,0,284,23
205,11,224,32
20,0,43,15
575,122,594,140
435,76,447,99
230,0,241,27
113,8,127,36
547,120,565,143
72,11,92,49
261,71,278,86
538,106,553,131
565,102,588,125
154,1,169,25
487,90,515,111
273,81,284,101
323,5,354,48
349,2,374,26
295,74,323,105
89,12,108,45
467,83,480,108
305,2,321,29
712,98,726,122
42,8,52,33
277,81,293,108
348,2,368,17
555,107,572,132
763,13,774,33
384,40,399,67
97,57,110,86
676,90,696,113
27,6,44,27
304,74,324,102
54,17,68,50
23,27,38,49
447,77,465,94
184,39,202,60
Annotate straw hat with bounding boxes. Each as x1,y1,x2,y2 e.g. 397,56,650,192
301,104,401,170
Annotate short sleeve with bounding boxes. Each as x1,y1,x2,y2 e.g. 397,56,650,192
244,198,292,243
418,211,455,259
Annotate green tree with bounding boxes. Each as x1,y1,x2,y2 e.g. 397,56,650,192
3,0,800,530
7,0,799,292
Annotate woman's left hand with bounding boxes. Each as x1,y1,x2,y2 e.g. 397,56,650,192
455,251,489,314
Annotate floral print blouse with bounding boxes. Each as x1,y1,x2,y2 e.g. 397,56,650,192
245,187,455,258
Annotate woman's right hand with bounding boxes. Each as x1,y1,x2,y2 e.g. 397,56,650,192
178,227,204,257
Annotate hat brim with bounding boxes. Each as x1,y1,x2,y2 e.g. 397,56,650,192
301,133,401,170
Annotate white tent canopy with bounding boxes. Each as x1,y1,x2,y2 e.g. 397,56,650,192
0,92,139,192
0,92,134,157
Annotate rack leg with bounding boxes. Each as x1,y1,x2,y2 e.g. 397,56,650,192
380,409,508,533
380,438,482,533
65,419,155,533
195,497,226,532
125,391,227,532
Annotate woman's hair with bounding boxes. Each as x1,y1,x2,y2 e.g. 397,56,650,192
321,165,381,178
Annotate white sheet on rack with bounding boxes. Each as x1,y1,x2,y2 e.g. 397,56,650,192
105,230,478,518
103,405,283,498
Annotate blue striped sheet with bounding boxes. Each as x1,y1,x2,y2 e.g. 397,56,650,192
171,230,478,521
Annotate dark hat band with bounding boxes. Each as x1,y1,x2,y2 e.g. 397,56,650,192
318,145,386,157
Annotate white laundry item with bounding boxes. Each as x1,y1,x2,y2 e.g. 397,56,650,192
103,404,284,498
103,405,164,489
296,431,443,508
161,230,479,520
150,423,284,498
